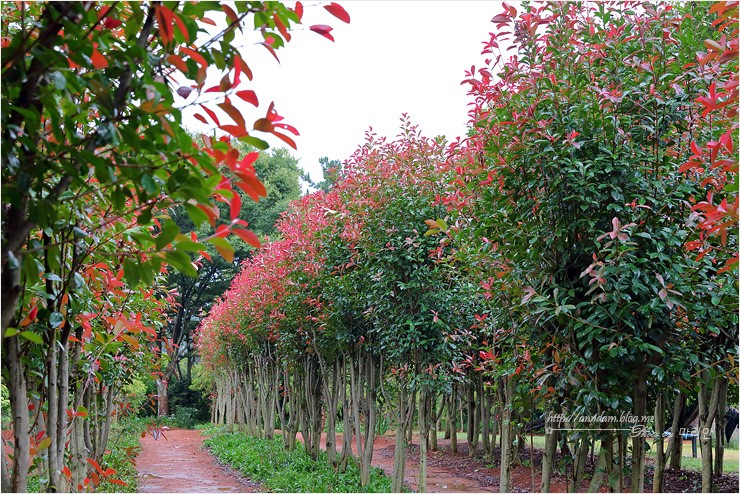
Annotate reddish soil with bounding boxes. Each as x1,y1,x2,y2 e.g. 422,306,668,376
136,428,260,492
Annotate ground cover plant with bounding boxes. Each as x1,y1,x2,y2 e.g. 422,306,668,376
203,426,393,492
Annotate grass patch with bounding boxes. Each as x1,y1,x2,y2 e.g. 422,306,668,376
203,427,392,492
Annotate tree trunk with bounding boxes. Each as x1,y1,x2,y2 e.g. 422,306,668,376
667,391,685,471
588,437,610,493
392,374,407,493
448,386,457,453
653,394,666,493
418,387,431,493
541,425,559,492
156,378,170,416
3,335,30,492
499,377,514,493
714,378,728,478
698,371,722,493
630,371,648,493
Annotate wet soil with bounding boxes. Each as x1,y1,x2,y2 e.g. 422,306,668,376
135,428,260,493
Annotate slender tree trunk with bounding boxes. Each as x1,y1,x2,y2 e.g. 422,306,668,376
3,336,30,492
698,372,723,492
392,374,407,493
667,390,684,471
653,394,666,493
340,362,352,471
418,387,431,493
588,437,610,493
448,386,457,453
541,425,559,492
156,378,169,416
630,371,648,493
714,378,728,478
499,377,514,493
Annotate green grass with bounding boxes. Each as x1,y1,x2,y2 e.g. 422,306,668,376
203,426,393,492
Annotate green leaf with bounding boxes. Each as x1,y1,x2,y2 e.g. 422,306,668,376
165,250,198,277
155,222,180,250
49,312,64,329
173,240,205,252
123,259,141,286
141,174,159,196
239,135,270,150
184,203,209,226
4,327,19,338
19,331,44,345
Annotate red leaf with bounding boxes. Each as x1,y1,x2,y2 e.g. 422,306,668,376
236,90,259,107
87,458,105,476
220,125,248,138
233,228,261,248
90,47,108,69
193,113,208,125
294,1,304,21
239,151,260,170
108,478,128,486
222,4,238,23
260,41,280,62
167,54,188,74
103,18,122,29
200,104,221,126
253,118,274,133
179,47,208,68
271,130,297,149
234,54,253,81
324,3,350,23
200,17,217,26
310,25,335,42
218,99,246,129
155,5,173,44
273,14,291,42
230,193,242,220
274,122,299,136
157,5,190,43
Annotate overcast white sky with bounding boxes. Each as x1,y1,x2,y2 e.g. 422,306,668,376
184,1,507,182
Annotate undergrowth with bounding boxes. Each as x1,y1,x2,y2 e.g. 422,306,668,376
96,417,149,492
203,426,393,492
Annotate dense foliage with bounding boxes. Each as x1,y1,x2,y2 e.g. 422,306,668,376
1,1,347,491
197,2,737,493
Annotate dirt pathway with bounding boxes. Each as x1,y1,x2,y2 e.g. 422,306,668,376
136,428,259,493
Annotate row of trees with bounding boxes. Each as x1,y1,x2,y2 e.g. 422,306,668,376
197,2,738,493
1,1,347,491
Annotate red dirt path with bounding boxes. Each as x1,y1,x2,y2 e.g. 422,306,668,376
136,428,260,492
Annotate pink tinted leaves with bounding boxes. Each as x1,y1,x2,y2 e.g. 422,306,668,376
324,3,350,23
310,25,335,42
